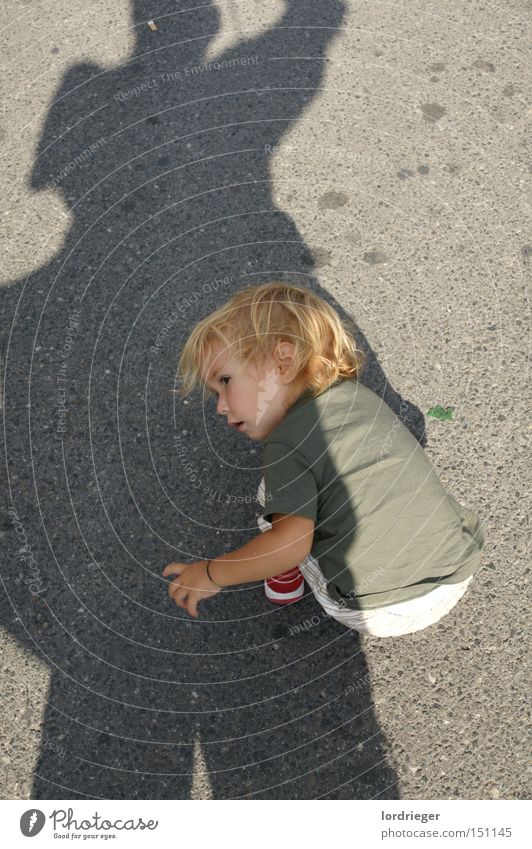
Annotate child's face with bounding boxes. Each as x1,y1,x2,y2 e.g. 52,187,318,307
203,341,305,441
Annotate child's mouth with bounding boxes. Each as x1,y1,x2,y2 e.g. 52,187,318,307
235,421,245,432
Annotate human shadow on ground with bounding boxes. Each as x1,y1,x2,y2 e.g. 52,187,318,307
0,0,426,799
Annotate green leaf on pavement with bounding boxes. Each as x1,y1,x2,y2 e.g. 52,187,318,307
427,405,454,421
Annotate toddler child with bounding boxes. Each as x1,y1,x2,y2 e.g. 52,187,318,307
163,283,485,636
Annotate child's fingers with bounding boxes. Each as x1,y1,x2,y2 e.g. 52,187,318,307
162,562,185,577
168,577,184,603
170,589,188,611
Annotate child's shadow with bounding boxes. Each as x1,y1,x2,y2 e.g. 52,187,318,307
0,0,427,799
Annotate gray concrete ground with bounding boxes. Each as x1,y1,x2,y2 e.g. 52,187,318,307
0,0,530,800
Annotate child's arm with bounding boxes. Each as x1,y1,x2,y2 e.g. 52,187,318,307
209,513,315,586
163,514,315,617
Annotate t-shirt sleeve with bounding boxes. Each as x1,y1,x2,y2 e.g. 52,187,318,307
262,441,318,523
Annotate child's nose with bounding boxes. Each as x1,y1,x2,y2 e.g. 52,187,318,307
216,395,228,415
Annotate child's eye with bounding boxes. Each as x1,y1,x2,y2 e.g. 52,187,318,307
206,376,230,397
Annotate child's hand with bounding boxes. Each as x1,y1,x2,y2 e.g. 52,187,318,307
162,560,222,618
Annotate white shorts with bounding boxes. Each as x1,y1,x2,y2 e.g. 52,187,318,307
257,477,474,638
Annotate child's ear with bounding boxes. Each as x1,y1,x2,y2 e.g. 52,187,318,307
273,340,298,380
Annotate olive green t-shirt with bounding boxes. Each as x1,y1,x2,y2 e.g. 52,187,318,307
262,378,485,611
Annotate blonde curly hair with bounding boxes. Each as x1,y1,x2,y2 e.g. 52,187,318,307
175,282,366,399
